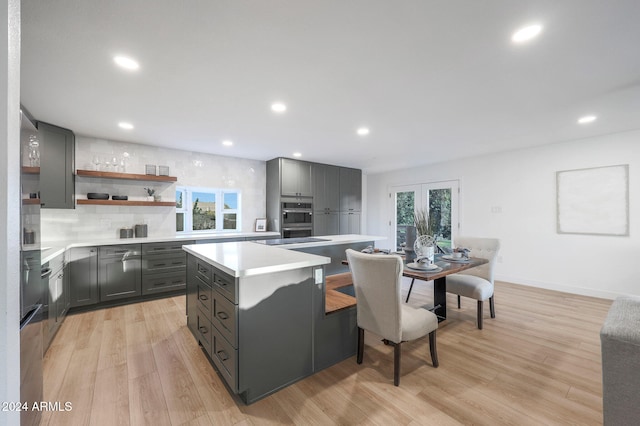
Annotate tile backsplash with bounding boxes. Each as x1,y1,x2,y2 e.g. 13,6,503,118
42,136,266,241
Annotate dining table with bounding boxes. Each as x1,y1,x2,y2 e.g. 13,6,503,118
403,253,488,321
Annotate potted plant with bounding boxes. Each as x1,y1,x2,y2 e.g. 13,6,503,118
144,187,160,202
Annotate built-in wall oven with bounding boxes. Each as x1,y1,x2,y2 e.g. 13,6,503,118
281,201,313,238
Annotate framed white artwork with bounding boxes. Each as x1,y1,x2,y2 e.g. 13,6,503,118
556,164,629,236
255,218,267,232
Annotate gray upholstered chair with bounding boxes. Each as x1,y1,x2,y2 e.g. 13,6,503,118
345,249,439,386
445,236,500,329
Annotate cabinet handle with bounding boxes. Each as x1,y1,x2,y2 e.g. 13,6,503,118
198,326,208,334
155,263,166,267
216,350,229,361
171,261,183,265
199,294,208,301
217,311,229,320
198,265,208,273
172,280,183,285
215,278,228,287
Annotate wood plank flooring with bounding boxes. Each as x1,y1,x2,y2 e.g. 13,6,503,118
41,279,612,425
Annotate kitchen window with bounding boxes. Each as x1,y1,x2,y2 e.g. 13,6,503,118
176,186,241,233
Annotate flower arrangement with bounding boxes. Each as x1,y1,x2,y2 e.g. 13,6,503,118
414,208,432,236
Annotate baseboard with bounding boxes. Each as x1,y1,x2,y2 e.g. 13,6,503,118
495,274,623,300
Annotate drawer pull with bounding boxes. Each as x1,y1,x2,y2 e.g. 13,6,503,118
172,280,183,284
199,294,208,301
217,311,229,320
155,263,167,267
199,326,208,334
198,265,209,273
216,350,229,361
216,279,228,287
172,261,183,265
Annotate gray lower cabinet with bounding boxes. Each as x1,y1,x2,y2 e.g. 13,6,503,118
69,247,98,307
186,253,315,404
38,121,75,209
44,252,67,351
141,240,194,295
98,245,141,301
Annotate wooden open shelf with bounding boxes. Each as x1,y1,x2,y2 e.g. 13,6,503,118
76,169,177,182
77,199,176,207
22,166,40,174
22,198,41,205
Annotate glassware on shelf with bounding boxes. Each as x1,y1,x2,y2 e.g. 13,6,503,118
111,156,119,172
92,156,101,171
28,137,40,167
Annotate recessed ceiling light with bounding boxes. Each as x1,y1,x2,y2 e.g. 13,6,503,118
118,122,134,130
511,24,543,43
577,115,597,124
271,102,287,113
357,127,370,136
292,152,302,158
222,140,233,146
113,56,140,70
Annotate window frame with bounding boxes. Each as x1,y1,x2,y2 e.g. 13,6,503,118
176,186,242,233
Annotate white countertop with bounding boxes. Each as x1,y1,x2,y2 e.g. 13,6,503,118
40,231,280,264
183,242,331,277
252,234,386,250
183,234,386,277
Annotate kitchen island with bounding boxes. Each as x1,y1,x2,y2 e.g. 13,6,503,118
183,234,383,403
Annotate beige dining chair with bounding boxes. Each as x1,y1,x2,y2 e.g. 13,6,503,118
446,236,500,329
345,249,439,386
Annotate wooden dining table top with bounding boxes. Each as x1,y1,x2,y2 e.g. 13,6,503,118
326,254,489,314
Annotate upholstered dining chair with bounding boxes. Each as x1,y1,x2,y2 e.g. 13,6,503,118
446,236,501,329
345,249,439,386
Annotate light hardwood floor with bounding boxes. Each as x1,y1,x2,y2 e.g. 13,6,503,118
41,279,612,425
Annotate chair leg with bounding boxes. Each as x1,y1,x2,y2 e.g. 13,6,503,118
457,294,461,309
405,278,415,303
429,330,439,368
489,296,496,318
393,342,401,386
477,300,483,329
357,327,364,364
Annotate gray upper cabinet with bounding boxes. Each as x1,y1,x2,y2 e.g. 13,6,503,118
312,164,340,211
38,122,75,209
339,167,362,212
280,158,312,197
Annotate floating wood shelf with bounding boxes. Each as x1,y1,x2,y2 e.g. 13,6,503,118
22,166,40,174
76,169,177,182
22,198,41,205
77,199,176,207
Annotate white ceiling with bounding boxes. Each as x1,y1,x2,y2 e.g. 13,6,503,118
20,0,640,173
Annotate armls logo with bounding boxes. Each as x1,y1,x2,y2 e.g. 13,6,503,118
31,401,73,411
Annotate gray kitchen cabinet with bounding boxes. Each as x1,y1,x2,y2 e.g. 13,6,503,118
141,240,193,295
312,163,340,211
44,252,66,351
340,211,361,235
69,247,98,307
280,158,312,197
98,245,141,301
339,167,362,212
313,211,340,236
38,122,75,209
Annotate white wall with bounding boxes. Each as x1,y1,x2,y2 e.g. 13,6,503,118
1,0,21,422
42,136,266,241
367,130,640,299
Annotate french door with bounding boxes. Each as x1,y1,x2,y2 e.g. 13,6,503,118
392,180,459,251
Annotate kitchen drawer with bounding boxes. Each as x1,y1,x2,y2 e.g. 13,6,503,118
100,244,141,258
142,252,186,274
211,325,238,392
195,258,213,286
196,278,213,320
212,290,238,347
49,252,65,274
141,271,185,295
142,240,194,255
196,308,213,356
213,269,237,303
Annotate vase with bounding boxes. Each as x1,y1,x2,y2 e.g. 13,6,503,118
153,195,161,202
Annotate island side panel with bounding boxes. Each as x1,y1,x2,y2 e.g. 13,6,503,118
237,267,315,403
294,242,370,370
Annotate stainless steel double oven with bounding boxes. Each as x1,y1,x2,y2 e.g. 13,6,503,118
281,201,313,238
